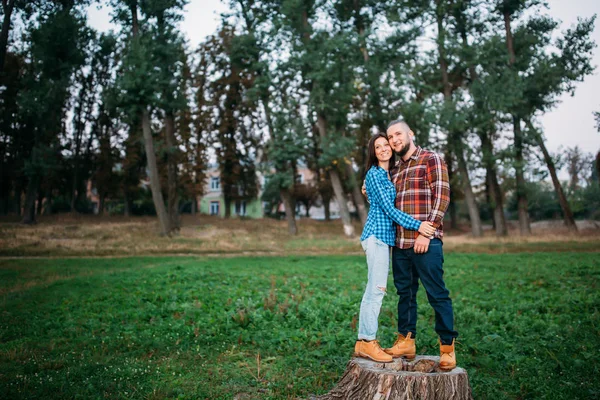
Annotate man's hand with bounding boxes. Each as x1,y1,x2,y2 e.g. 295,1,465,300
418,221,436,237
414,234,430,254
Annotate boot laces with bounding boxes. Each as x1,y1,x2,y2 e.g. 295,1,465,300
371,340,385,354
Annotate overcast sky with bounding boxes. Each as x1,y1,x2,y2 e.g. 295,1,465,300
87,0,600,156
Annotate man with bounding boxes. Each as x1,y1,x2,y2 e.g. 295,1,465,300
365,119,458,370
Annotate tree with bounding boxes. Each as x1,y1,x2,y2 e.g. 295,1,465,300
92,33,120,215
69,29,102,213
495,0,539,235
262,87,311,234
225,0,300,232
200,26,259,219
595,110,600,185
143,0,189,231
19,2,89,223
110,0,186,235
463,13,510,236
0,49,25,214
439,0,483,236
0,0,17,74
0,0,40,74
277,0,359,237
515,15,596,231
330,0,417,225
180,52,207,215
564,146,593,192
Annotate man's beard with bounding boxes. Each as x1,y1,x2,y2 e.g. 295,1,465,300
395,142,410,158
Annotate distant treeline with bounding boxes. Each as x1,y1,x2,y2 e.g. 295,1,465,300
0,0,598,236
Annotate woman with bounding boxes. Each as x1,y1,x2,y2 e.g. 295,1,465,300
353,133,436,363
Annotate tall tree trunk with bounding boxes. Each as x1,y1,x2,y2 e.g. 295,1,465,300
265,101,297,234
436,3,475,233
318,176,333,222
353,0,369,63
43,186,52,215
99,192,105,215
22,177,38,224
190,195,197,215
487,173,506,236
435,1,452,100
224,197,231,218
165,111,180,231
503,11,530,235
14,182,22,216
484,178,495,231
124,194,131,217
130,1,168,234
317,114,354,237
71,71,95,212
0,195,6,215
526,120,577,232
131,2,139,37
596,151,600,188
503,11,516,65
124,1,138,220
36,187,44,216
329,169,354,236
0,0,15,74
70,132,82,212
122,128,139,218
299,8,352,235
345,163,367,224
444,151,458,230
141,110,171,235
281,188,297,235
513,116,531,235
480,131,508,236
456,148,483,237
323,198,331,221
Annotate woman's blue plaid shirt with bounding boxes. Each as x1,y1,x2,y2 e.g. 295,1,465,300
360,166,422,246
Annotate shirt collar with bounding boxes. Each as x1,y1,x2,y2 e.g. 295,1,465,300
397,146,422,165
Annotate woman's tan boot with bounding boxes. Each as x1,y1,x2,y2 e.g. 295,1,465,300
353,340,393,362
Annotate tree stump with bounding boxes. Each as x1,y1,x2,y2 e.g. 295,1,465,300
314,356,473,400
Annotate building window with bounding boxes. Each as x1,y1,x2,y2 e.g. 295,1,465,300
235,200,247,216
210,201,220,215
295,174,304,184
210,177,220,191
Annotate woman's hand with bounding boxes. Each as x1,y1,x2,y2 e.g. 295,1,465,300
418,221,436,237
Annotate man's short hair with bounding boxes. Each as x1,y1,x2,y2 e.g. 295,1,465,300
386,119,411,132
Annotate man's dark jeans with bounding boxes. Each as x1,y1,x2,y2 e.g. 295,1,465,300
391,238,458,345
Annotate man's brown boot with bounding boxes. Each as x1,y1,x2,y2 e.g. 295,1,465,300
384,332,416,359
439,339,456,371
353,340,393,363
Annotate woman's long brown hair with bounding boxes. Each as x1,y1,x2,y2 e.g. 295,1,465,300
364,133,394,178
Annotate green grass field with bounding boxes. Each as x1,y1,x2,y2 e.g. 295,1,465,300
1,253,599,399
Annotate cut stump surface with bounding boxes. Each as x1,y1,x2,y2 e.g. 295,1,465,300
314,356,472,400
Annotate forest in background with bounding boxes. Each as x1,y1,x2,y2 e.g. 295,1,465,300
1,0,599,237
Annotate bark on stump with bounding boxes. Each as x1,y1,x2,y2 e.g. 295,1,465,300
314,356,472,400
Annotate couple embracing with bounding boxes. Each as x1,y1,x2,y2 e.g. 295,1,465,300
354,119,458,371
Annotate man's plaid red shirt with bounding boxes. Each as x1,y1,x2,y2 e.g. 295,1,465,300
390,146,450,249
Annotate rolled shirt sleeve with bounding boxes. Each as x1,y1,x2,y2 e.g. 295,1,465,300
426,153,450,227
